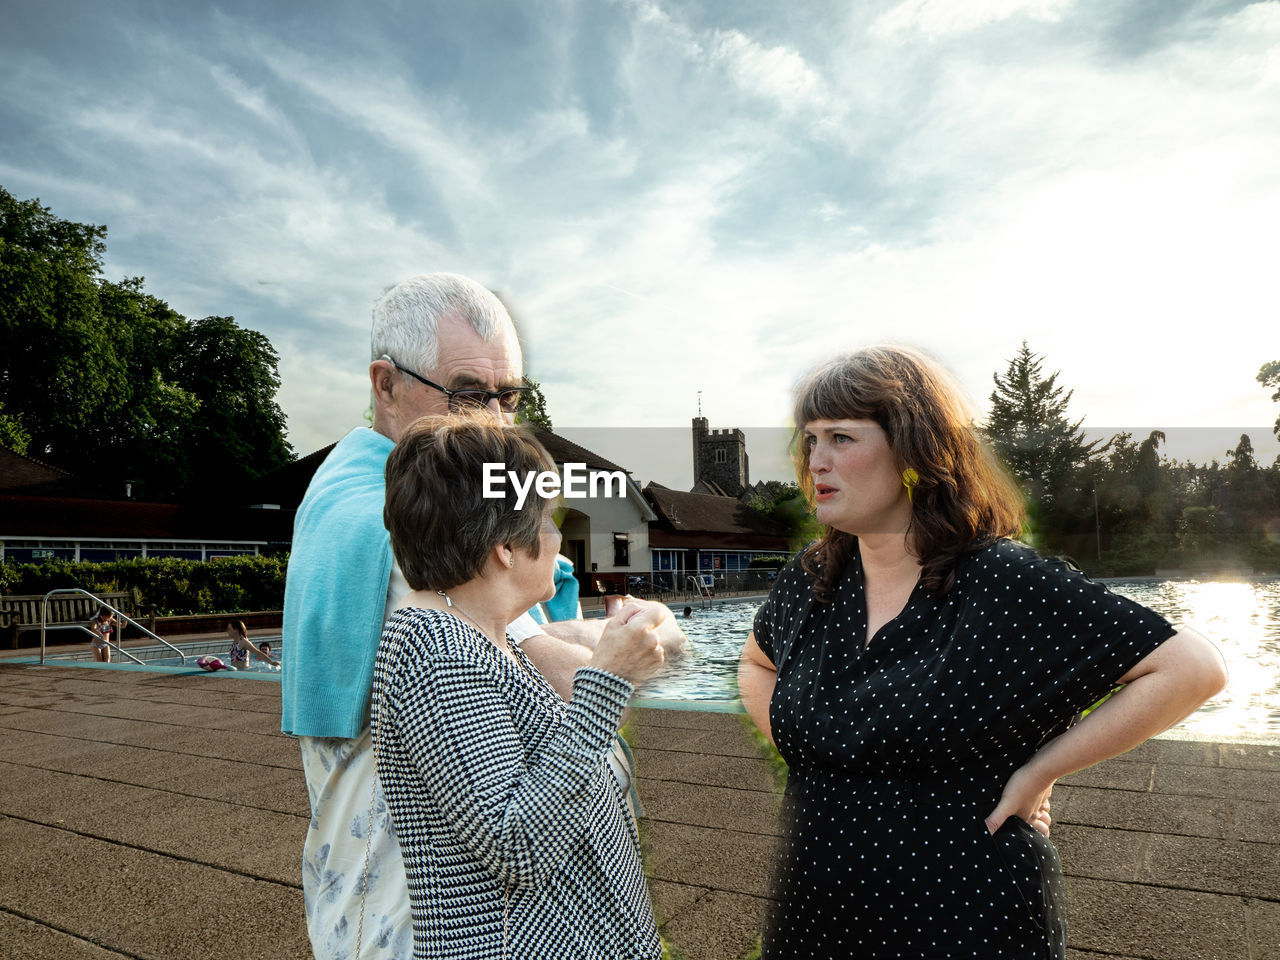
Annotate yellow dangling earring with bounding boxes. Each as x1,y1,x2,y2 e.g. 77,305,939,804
902,467,919,502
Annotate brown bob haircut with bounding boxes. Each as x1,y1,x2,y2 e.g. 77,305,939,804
793,345,1025,600
384,413,557,592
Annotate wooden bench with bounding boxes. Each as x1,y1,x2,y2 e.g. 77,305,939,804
0,590,138,649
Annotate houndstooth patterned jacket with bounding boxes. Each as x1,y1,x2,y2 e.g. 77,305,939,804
370,607,662,960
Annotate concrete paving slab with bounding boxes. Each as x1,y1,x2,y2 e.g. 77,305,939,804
1140,834,1280,899
0,762,307,884
1053,823,1148,883
1065,878,1249,960
1218,742,1280,771
1246,898,1280,960
0,911,130,959
648,878,710,927
1123,739,1223,766
637,777,782,836
656,890,767,960
0,817,309,960
632,723,770,760
1062,785,1230,840
1061,759,1156,792
640,820,778,898
0,732,306,816
1230,798,1280,844
0,708,294,765
632,747,779,794
633,707,748,733
1153,764,1280,803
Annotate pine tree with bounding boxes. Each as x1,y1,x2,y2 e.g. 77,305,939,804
1259,361,1280,440
984,342,1102,505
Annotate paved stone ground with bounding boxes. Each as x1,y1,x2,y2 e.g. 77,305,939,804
630,706,1280,960
1,664,1276,960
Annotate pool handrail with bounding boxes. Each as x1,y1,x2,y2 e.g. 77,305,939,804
40,589,189,666
686,574,713,608
41,623,148,665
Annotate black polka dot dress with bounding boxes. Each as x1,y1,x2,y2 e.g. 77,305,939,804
753,538,1175,960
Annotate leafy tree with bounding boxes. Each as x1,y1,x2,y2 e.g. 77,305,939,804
167,315,293,498
0,400,29,454
0,187,118,464
745,479,820,548
517,377,553,430
0,185,293,500
1259,361,1280,440
985,342,1103,507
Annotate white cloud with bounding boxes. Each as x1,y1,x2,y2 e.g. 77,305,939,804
709,30,828,113
872,0,1076,38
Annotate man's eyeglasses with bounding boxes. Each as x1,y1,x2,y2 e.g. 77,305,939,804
381,355,529,414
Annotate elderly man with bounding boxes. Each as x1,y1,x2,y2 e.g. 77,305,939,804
281,272,685,960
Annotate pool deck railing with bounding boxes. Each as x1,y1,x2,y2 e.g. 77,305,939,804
0,660,1276,960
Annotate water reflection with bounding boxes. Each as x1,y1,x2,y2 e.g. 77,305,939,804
1110,578,1280,740
641,577,1280,741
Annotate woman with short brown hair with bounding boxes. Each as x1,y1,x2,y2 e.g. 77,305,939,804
371,413,665,960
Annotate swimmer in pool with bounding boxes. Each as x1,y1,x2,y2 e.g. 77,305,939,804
226,620,277,669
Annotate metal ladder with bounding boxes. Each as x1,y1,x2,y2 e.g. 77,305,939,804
39,588,190,666
686,574,714,608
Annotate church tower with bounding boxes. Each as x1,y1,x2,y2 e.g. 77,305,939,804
691,416,749,497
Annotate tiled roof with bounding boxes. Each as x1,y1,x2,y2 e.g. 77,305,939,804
244,442,337,509
643,484,789,540
0,446,78,494
526,426,630,475
0,495,295,542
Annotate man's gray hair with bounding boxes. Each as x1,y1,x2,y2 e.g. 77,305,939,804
371,273,513,372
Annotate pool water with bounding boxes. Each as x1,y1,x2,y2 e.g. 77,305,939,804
36,578,1277,739
640,578,1280,741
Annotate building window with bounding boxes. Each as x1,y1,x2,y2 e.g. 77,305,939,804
613,533,630,567
714,448,727,464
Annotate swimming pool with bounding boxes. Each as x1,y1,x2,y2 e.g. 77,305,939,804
30,577,1278,739
639,578,1280,741
39,637,282,674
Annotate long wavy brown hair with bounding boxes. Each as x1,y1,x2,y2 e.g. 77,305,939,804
793,346,1025,600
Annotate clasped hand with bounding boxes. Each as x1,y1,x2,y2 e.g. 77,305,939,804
589,601,670,685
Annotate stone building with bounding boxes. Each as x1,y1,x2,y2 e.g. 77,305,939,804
691,416,750,498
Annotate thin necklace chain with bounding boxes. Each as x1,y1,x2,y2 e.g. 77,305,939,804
436,590,499,644
436,590,534,677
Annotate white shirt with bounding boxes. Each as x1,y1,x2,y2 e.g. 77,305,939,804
298,562,549,960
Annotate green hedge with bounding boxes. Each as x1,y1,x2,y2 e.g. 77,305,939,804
0,555,288,616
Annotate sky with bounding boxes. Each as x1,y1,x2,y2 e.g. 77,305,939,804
3,0,1278,488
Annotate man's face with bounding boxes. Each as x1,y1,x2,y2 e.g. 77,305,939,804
394,314,524,432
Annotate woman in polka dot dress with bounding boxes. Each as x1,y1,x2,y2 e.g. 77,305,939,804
738,346,1227,960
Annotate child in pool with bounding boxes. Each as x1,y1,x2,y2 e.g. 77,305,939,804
226,620,278,669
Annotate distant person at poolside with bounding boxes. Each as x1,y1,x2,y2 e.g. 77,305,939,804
371,414,662,958
226,620,276,669
683,605,693,618
281,272,687,960
257,640,273,663
89,607,117,662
